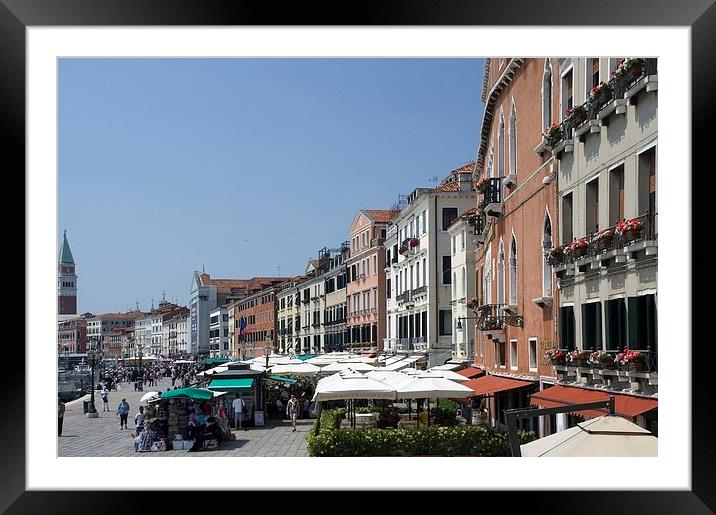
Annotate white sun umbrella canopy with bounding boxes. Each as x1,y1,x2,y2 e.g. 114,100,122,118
320,361,378,373
314,373,396,402
520,415,658,457
367,370,416,390
396,376,475,399
139,391,161,403
196,365,229,378
270,363,321,375
400,368,425,376
419,369,471,382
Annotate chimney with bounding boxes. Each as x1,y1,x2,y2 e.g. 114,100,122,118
459,172,473,192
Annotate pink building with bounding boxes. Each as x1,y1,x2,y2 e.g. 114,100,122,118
346,210,396,351
58,316,87,354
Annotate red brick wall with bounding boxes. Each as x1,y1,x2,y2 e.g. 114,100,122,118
58,295,77,315
475,58,559,378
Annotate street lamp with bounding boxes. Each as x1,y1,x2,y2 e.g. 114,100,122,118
86,337,101,418
265,335,273,369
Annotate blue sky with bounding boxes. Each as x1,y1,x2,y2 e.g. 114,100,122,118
59,58,485,313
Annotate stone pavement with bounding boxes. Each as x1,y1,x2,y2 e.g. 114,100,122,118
58,376,310,457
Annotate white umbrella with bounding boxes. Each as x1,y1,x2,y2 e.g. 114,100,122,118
520,415,658,457
139,391,160,403
270,363,321,375
314,374,396,401
419,369,471,382
396,376,475,399
430,363,462,371
400,368,425,375
321,362,377,373
196,365,229,378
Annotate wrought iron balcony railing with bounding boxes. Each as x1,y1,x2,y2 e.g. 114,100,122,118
549,211,657,267
476,304,524,331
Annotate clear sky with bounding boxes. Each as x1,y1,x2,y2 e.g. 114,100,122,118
59,58,485,314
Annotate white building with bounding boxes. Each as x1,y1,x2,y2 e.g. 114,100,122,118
448,209,477,362
209,306,230,357
384,163,478,367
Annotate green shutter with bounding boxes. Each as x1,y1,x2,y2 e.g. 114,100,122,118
595,302,602,350
605,301,613,350
581,304,589,350
627,297,639,349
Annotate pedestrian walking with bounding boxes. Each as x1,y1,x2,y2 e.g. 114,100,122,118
232,396,247,430
286,394,299,432
101,386,110,412
58,397,65,437
117,398,130,429
134,406,145,433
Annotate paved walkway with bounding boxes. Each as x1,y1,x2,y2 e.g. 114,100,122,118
58,376,310,457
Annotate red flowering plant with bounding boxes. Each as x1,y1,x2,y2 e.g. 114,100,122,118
545,348,567,365
563,238,589,258
544,246,565,266
615,218,644,244
568,350,592,367
398,243,409,255
589,81,613,109
565,104,588,124
613,58,645,81
408,237,420,249
615,347,645,369
542,123,562,147
588,351,615,368
592,228,615,252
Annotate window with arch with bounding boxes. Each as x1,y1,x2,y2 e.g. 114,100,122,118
452,272,457,299
509,234,517,306
487,144,494,178
461,267,466,300
483,247,493,305
509,102,517,177
497,241,505,306
542,59,552,130
542,213,553,298
497,113,505,178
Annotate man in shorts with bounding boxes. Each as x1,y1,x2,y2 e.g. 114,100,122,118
286,394,299,432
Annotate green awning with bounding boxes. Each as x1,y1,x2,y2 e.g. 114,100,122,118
268,375,297,384
161,387,214,401
208,378,255,392
296,354,315,361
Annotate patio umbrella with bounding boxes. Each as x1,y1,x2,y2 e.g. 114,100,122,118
396,376,474,399
321,361,377,373
418,369,471,382
139,391,160,403
313,374,396,401
161,387,214,401
270,363,321,375
520,415,658,457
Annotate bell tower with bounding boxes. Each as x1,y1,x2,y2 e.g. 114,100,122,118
58,230,77,315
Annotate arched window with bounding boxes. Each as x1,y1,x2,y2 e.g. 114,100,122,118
542,59,552,130
497,112,505,177
484,246,493,305
452,272,457,299
542,213,553,297
509,234,517,306
509,102,517,177
497,240,505,306
487,144,494,178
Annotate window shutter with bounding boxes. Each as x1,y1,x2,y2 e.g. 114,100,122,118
649,150,656,193
618,170,625,221
595,302,602,350
581,304,589,350
605,301,613,350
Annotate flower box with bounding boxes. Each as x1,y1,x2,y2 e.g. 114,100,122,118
590,81,613,108
545,349,567,366
588,351,615,369
542,123,562,147
545,247,565,266
616,218,644,243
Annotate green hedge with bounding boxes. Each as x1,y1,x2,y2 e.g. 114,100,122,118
308,409,535,457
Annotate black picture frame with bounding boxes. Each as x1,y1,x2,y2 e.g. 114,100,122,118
2,0,712,512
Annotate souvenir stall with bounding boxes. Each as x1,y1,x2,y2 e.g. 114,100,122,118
206,364,266,426
141,387,233,451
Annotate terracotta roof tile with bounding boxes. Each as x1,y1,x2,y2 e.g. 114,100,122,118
365,209,398,224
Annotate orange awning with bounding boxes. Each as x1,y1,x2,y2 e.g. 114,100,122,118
464,375,536,397
530,385,658,420
456,367,485,379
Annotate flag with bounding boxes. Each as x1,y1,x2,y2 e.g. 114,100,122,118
239,316,248,342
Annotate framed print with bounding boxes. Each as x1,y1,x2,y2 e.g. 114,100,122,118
2,0,713,512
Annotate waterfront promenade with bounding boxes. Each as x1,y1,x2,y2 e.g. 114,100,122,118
58,376,310,457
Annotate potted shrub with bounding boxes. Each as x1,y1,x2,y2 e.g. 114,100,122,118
588,351,615,369
568,349,591,367
614,58,645,83
409,237,420,249
615,348,646,372
544,246,565,266
615,218,644,243
565,104,588,125
545,348,567,366
592,228,615,252
542,123,562,147
564,238,589,259
399,243,409,255
589,81,613,108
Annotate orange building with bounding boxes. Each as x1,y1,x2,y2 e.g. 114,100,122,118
471,58,560,431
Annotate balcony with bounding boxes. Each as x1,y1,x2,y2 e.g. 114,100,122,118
476,304,523,341
480,178,503,218
396,291,412,305
411,285,428,298
399,237,420,256
550,211,657,276
468,212,487,245
371,237,386,247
